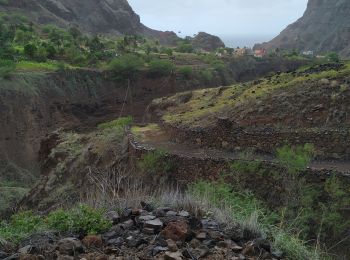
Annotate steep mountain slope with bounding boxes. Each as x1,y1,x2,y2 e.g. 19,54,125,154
0,0,178,44
256,0,350,57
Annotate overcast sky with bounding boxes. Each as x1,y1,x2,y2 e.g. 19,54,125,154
128,0,308,47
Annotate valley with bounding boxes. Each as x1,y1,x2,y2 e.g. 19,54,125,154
0,0,350,260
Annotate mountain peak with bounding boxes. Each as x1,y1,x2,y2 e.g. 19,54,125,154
0,0,179,44
256,0,350,57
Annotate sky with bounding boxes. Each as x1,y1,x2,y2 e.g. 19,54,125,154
128,0,308,47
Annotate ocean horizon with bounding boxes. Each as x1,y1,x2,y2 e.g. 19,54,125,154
219,34,275,48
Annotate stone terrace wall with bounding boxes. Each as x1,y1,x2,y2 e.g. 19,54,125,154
127,130,350,186
163,120,350,160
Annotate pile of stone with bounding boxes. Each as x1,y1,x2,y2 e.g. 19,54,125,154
0,204,284,260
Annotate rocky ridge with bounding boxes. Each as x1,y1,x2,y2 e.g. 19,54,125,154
256,0,350,57
0,0,178,45
0,205,283,260
191,32,225,51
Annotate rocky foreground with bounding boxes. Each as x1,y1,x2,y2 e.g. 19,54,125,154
0,204,283,260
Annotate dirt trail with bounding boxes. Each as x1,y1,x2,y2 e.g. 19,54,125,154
132,124,350,174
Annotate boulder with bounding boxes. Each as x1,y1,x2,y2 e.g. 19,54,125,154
57,238,83,256
161,221,189,242
164,251,183,260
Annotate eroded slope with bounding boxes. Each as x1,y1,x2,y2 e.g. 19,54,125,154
151,62,350,158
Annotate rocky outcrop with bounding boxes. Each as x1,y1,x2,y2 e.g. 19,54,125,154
191,32,225,51
0,0,179,45
256,0,350,57
1,206,283,259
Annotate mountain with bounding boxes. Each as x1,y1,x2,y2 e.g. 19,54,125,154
256,0,350,57
191,32,225,51
0,0,179,44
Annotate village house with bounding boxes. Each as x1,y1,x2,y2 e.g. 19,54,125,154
235,48,248,56
302,50,314,56
254,48,267,58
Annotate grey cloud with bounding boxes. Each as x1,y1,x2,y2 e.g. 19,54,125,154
128,0,308,46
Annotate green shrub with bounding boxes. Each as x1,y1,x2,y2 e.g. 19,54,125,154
198,69,213,83
0,205,112,243
47,205,111,235
326,52,340,63
148,59,174,77
0,211,44,243
109,54,144,80
97,116,133,130
24,43,38,58
190,180,269,224
0,60,16,79
138,150,168,172
138,150,174,181
177,66,193,79
176,43,193,53
276,144,314,174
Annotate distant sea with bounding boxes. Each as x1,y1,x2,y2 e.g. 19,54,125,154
219,35,275,48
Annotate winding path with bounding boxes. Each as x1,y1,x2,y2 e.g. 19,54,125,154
131,124,350,175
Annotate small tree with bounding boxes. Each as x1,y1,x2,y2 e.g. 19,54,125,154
109,54,144,80
177,66,192,79
24,43,38,59
148,59,174,77
276,144,315,217
327,52,340,63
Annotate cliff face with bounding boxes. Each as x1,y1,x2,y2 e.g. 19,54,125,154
257,0,350,57
0,0,179,44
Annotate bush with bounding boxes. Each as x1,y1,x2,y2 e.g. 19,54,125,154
0,205,112,243
276,144,314,174
97,116,133,130
47,205,111,235
148,59,174,77
109,54,144,80
198,69,214,83
0,60,16,79
24,43,38,58
176,43,194,53
138,150,174,182
138,150,168,172
177,66,193,79
327,52,340,63
0,211,44,243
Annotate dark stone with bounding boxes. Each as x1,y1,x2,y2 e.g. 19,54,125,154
106,237,124,247
2,254,19,260
140,201,154,212
152,246,168,256
127,237,147,248
254,238,271,251
102,230,118,242
272,249,284,258
121,209,132,220
202,239,216,248
155,236,168,247
57,238,83,256
105,211,120,224
0,251,8,259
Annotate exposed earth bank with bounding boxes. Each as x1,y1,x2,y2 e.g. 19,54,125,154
0,57,307,170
